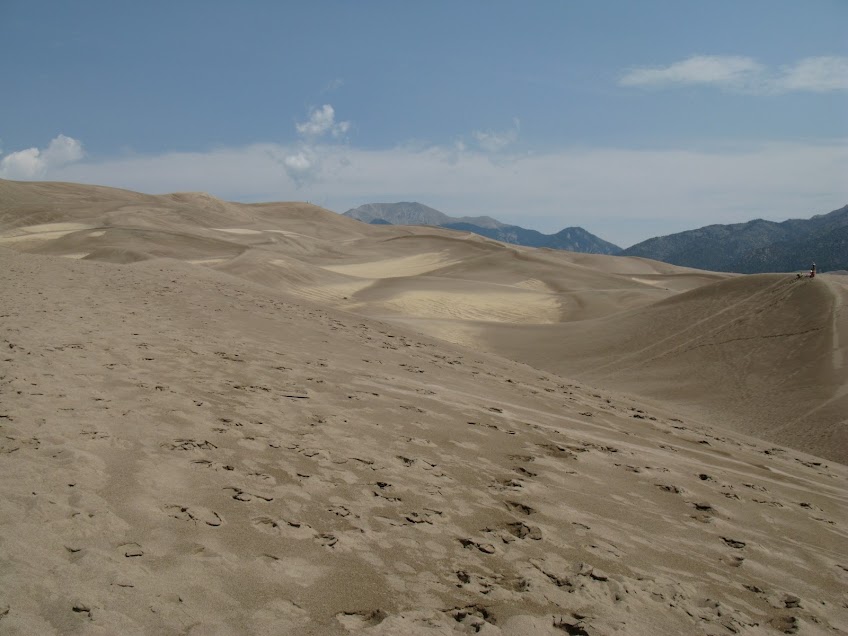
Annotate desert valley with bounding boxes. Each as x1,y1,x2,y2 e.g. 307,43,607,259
0,178,846,635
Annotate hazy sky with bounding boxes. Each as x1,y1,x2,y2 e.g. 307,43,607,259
2,1,846,246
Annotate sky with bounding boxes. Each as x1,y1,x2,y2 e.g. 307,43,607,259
1,1,847,247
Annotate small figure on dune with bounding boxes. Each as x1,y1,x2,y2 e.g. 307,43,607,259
797,262,817,279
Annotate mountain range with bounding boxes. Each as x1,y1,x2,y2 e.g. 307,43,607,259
622,204,848,273
343,202,622,255
345,201,848,273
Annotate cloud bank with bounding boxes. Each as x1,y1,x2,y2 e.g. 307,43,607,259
621,55,848,93
2,109,844,247
0,134,84,179
32,137,846,247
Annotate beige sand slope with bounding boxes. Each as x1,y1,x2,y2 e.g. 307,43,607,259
476,274,848,461
1,179,847,633
1,178,844,461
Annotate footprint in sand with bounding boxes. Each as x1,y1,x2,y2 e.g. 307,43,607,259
119,542,144,558
505,501,535,515
163,439,218,451
505,521,543,541
224,486,273,502
164,504,223,527
336,609,387,630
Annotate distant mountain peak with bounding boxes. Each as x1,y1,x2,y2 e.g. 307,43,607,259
343,202,621,255
344,202,506,230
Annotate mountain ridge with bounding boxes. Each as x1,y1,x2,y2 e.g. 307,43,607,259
622,204,848,273
343,202,621,255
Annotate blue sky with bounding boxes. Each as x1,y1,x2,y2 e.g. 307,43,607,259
2,1,846,247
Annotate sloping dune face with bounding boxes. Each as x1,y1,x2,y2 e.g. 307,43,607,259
1,179,847,633
477,274,847,461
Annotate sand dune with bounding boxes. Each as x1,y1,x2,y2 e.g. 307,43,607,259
474,274,847,461
1,179,846,634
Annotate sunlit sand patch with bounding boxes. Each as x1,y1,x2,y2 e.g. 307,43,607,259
375,289,561,323
15,222,93,233
188,258,230,265
87,230,106,237
630,277,665,287
266,229,310,238
282,281,372,304
213,228,264,235
60,253,90,259
391,317,483,349
513,278,553,292
320,252,462,279
0,222,94,243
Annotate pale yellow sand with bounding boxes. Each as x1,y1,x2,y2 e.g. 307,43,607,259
321,252,464,279
0,222,93,243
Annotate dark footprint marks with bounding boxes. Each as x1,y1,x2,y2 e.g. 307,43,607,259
459,538,496,554
655,484,684,494
120,542,144,558
252,515,308,535
164,504,222,527
224,486,273,502
336,610,388,630
163,439,218,451
505,501,536,515
447,604,497,632
505,521,542,540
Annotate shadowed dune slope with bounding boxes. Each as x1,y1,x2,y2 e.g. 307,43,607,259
477,274,847,461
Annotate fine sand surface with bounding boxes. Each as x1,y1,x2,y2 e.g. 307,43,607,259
1,179,846,635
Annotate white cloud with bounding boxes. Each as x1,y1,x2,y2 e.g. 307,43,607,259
295,104,350,138
0,134,84,179
472,119,520,153
322,78,345,93
620,56,764,89
620,55,848,94
284,104,351,188
282,149,319,187
48,137,848,247
776,56,848,92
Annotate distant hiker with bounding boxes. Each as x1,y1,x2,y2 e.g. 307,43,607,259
811,262,817,278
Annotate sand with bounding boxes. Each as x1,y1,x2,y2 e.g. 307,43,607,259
0,178,846,635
